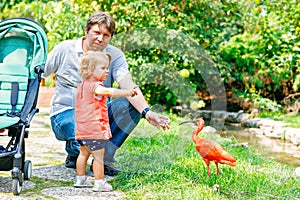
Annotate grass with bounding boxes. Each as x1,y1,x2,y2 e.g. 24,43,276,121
110,113,300,199
22,177,72,198
259,111,300,128
1,112,300,199
279,113,300,128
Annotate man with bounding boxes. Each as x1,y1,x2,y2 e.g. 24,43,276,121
43,11,170,176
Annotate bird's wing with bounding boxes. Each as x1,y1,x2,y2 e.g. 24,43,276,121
196,139,236,163
196,139,221,158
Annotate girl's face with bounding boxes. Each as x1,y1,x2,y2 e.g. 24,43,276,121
93,59,109,81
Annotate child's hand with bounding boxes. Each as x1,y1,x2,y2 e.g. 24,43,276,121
129,86,138,97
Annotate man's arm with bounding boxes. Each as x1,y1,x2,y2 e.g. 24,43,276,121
118,76,170,130
43,47,59,77
118,76,148,112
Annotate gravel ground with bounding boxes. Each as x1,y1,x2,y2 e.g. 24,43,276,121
0,107,124,199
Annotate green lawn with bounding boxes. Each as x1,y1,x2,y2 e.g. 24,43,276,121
111,113,300,199
280,114,300,128
259,112,300,128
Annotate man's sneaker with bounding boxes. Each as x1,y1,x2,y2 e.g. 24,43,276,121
92,180,113,192
65,156,77,169
104,164,121,176
74,177,92,188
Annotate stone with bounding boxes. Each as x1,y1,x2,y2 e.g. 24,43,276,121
285,129,300,145
203,126,217,133
264,128,285,139
295,167,300,177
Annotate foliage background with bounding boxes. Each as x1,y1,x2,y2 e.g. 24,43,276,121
1,0,299,112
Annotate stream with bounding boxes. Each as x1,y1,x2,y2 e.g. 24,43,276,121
223,125,300,167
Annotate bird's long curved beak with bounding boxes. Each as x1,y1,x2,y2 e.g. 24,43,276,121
179,120,195,125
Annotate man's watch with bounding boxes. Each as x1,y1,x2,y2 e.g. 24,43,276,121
141,107,151,118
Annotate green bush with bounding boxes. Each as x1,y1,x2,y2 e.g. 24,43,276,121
1,0,299,112
220,0,300,102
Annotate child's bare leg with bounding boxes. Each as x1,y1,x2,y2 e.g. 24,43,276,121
76,146,90,176
91,149,105,180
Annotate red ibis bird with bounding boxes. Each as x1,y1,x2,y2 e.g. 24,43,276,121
180,118,236,177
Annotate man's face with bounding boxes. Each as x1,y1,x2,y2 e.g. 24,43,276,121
85,24,112,51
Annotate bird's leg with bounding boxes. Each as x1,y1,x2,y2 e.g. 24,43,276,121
215,161,220,175
203,158,211,177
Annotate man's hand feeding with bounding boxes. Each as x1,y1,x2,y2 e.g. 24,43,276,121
145,111,170,130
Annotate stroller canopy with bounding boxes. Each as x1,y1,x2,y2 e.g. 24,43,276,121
0,18,48,129
0,18,48,76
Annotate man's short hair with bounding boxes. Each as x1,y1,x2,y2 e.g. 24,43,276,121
85,11,116,37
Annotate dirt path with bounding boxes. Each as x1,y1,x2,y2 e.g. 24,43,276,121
0,87,124,199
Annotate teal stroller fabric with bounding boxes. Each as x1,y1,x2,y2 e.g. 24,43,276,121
0,18,47,195
0,18,48,129
0,18,48,74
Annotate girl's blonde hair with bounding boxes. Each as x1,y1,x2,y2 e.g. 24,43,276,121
79,51,112,80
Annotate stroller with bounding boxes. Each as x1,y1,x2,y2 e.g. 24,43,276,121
0,18,47,195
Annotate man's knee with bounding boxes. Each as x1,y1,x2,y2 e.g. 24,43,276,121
108,97,140,122
108,97,129,113
108,98,141,138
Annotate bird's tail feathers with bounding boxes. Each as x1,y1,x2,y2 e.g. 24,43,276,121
220,160,236,166
221,151,236,164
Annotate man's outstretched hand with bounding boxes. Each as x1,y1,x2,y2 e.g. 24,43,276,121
145,111,170,130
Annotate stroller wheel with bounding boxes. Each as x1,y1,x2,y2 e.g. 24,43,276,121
24,160,32,180
12,178,22,195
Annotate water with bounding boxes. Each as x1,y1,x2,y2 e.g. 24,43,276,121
222,125,300,167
